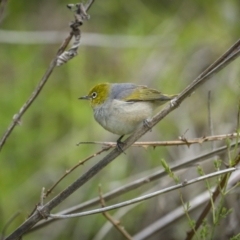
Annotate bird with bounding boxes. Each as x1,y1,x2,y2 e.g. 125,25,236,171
79,82,176,151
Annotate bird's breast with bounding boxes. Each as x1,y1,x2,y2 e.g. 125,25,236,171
93,100,154,135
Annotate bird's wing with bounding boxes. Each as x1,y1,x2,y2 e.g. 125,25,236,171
123,86,173,102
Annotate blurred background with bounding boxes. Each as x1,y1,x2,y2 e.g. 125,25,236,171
0,0,240,239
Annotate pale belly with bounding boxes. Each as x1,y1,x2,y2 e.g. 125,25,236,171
93,100,154,135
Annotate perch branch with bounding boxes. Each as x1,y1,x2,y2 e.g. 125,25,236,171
5,31,240,240
48,168,236,219
77,132,239,148
27,140,240,233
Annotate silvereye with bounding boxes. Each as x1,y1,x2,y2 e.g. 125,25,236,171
79,83,175,150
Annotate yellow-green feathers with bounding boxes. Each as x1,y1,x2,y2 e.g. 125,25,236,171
87,83,110,107
123,85,175,105
81,83,176,108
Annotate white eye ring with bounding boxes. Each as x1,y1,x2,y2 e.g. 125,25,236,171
91,92,97,99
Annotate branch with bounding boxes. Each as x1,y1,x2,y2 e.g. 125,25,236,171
185,151,240,240
0,1,93,152
26,139,240,234
98,185,133,240
48,168,236,219
77,132,239,148
5,38,240,240
45,147,110,198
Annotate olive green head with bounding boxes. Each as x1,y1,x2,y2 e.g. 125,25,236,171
79,83,111,108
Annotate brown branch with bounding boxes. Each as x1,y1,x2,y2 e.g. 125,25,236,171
98,185,133,240
45,147,111,198
27,140,240,234
185,151,240,240
0,1,93,152
77,132,239,148
5,25,240,240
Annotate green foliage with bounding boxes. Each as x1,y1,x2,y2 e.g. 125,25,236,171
160,158,179,183
1,0,240,239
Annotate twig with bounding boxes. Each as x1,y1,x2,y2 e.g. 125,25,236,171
48,168,236,219
5,38,240,240
0,1,93,152
45,147,111,197
98,185,133,240
185,151,240,240
0,35,69,152
0,0,8,26
56,2,91,66
77,132,239,147
40,188,45,206
27,140,240,234
133,168,240,240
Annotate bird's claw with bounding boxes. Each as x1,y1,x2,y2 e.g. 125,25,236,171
143,118,152,132
116,135,126,154
170,97,178,107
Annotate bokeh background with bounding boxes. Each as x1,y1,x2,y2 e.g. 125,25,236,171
1,0,240,239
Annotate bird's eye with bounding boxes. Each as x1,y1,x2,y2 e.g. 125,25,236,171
91,92,97,99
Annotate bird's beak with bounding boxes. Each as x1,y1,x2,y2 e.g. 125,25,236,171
79,95,91,100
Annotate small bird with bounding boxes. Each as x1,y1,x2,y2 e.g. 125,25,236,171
79,83,176,150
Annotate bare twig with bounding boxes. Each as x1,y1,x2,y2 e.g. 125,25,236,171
5,39,240,240
0,37,70,152
57,2,91,66
40,188,45,206
0,1,93,152
77,132,239,148
45,147,111,197
185,151,240,240
133,168,240,240
28,140,240,234
98,185,133,240
48,168,236,219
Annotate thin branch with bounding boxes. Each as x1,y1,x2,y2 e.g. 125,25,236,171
77,132,239,148
6,39,240,240
98,185,133,240
45,147,110,197
0,1,93,152
49,168,236,219
185,151,240,240
27,140,240,234
0,36,70,152
133,168,240,240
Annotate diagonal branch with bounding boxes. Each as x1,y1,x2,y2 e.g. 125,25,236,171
5,39,240,240
0,1,94,152
26,139,240,234
77,132,239,148
185,151,240,240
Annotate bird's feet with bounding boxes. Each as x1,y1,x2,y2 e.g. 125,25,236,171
116,135,126,154
143,118,152,132
170,97,178,107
